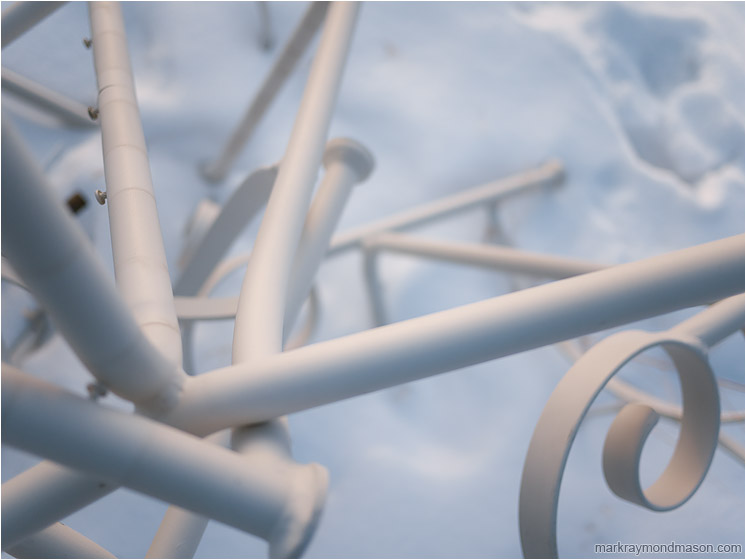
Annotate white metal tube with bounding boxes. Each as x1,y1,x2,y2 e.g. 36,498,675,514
197,161,565,295
1,117,185,409
163,235,745,435
284,138,374,337
233,1,359,361
671,293,745,348
145,430,227,559
363,249,388,327
90,2,182,366
4,522,116,559
1,67,96,128
1,365,326,558
146,507,209,559
202,2,329,183
216,8,359,558
328,159,564,255
1,1,66,48
174,166,277,296
365,233,605,278
1,462,115,548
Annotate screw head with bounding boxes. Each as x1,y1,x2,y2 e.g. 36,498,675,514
87,106,99,121
83,37,92,49
94,189,107,205
322,138,375,182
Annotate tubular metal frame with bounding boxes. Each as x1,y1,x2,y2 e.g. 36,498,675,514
1,2,744,559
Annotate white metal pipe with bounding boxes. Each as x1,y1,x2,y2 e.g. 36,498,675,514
670,293,745,348
1,117,186,409
146,506,209,559
1,462,115,548
89,2,182,366
363,249,388,327
2,67,96,128
1,1,66,48
211,8,359,557
175,165,277,297
255,1,274,50
232,1,360,360
145,432,227,559
365,233,605,278
162,235,745,435
328,159,564,255
284,137,374,337
202,2,329,183
5,235,742,543
197,161,564,295
4,522,116,559
1,365,327,559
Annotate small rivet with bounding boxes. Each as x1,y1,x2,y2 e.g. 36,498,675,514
87,382,108,400
87,106,99,121
83,37,92,49
94,189,107,205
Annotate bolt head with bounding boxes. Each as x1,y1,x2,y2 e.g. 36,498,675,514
322,138,375,182
94,189,107,205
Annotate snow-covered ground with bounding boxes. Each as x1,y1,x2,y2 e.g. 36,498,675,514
1,2,744,558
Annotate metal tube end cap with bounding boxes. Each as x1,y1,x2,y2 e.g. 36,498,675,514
268,463,329,559
323,138,375,182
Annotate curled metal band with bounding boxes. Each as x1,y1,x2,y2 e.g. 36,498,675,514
519,330,720,558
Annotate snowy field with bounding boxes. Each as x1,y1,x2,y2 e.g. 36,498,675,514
1,1,744,558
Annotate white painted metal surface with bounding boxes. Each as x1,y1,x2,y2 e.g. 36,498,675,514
1,2,743,558
1,1,65,48
90,1,183,366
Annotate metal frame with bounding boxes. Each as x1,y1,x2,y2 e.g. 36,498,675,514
2,2,743,559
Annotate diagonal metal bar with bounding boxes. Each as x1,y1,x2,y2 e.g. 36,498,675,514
1,116,186,409
160,234,745,435
1,1,66,49
202,2,329,183
2,67,97,128
89,1,182,366
4,522,117,559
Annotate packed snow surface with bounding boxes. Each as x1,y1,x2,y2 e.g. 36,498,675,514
2,2,744,558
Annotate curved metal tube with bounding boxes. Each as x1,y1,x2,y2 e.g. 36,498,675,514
519,295,743,558
175,165,277,297
232,2,360,360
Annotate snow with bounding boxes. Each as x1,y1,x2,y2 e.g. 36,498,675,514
1,2,744,559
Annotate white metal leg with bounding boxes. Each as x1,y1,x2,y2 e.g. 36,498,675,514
364,233,605,278
1,1,66,48
174,165,277,297
145,431,229,559
202,2,329,183
4,522,116,559
161,235,745,435
329,159,564,255
1,116,186,409
284,137,374,337
1,462,115,548
2,67,96,128
2,364,327,557
232,1,360,360
89,1,183,366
